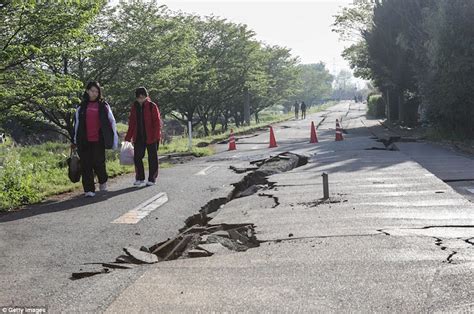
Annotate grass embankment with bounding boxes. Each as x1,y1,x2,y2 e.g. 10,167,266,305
0,104,331,211
380,120,474,155
0,141,135,211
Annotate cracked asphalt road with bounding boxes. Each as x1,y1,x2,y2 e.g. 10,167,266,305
107,101,474,312
1,101,473,312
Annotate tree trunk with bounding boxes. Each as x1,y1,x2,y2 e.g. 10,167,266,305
244,87,250,126
386,89,399,122
211,116,218,133
397,91,405,124
65,112,74,142
202,119,209,137
222,113,229,132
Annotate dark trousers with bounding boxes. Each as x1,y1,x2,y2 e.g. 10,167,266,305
78,142,107,193
134,141,159,182
302,110,306,119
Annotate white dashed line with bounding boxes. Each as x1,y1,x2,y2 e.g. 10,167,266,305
194,165,218,176
111,192,168,224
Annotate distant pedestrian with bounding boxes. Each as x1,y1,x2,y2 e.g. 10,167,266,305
301,101,307,119
73,81,118,197
294,101,299,120
125,87,162,187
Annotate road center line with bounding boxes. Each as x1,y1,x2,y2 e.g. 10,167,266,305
111,192,168,224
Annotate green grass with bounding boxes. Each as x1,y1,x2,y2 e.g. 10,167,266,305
0,143,136,211
116,122,128,134
423,127,464,142
307,102,334,114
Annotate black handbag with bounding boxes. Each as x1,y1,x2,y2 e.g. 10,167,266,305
67,147,81,183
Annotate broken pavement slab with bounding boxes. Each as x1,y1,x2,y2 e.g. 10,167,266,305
123,247,159,264
116,254,139,264
102,262,135,270
197,243,230,255
163,234,195,261
188,249,213,258
210,230,230,238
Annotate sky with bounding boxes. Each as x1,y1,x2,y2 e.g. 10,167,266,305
157,0,354,75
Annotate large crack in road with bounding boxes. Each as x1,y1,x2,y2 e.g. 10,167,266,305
71,152,308,280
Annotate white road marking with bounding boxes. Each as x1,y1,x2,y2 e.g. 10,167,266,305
465,188,474,194
316,150,335,155
111,192,168,224
195,165,218,176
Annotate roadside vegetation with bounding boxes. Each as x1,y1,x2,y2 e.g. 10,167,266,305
334,0,474,138
0,1,340,212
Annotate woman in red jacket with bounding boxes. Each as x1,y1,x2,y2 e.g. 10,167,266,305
124,87,161,187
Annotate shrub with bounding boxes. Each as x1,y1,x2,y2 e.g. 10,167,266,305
0,152,41,210
367,94,386,118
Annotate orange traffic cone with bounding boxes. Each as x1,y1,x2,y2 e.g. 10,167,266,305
269,126,278,148
335,119,344,141
310,121,318,144
228,129,236,151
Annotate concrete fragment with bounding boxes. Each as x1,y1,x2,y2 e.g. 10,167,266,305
151,237,180,257
210,230,230,238
200,235,209,244
188,249,212,258
116,254,138,264
228,229,249,245
124,247,159,264
102,262,134,269
163,234,195,261
197,243,231,255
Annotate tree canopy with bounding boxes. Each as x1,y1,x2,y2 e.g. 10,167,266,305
1,0,334,141
334,0,474,136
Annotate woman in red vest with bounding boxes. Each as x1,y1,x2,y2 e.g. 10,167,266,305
73,81,118,197
125,87,161,187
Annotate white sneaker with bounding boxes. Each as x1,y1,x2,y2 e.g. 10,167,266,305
133,180,145,187
146,181,156,186
99,183,108,191
84,192,96,197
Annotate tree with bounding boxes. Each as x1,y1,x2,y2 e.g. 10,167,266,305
82,2,197,121
421,0,474,136
247,45,300,124
0,1,105,141
332,0,375,80
292,63,333,106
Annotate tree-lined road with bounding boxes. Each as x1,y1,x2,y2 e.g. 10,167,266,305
1,101,473,312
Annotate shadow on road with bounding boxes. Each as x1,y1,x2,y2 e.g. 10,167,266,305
0,186,139,223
